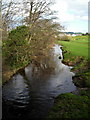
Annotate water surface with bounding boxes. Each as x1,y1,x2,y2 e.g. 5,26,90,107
2,44,76,119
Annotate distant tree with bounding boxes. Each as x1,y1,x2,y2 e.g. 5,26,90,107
2,0,19,40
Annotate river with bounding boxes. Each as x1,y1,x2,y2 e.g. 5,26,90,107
2,44,76,119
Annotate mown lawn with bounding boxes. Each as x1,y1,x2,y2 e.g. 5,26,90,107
58,35,89,59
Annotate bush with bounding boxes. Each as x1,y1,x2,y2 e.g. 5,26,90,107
3,26,31,69
59,35,71,41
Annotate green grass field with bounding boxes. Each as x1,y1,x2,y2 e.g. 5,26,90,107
46,35,90,119
58,35,89,60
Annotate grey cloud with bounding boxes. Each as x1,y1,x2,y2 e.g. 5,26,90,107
56,0,88,16
67,0,88,16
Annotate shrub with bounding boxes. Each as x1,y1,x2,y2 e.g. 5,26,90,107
59,35,71,41
3,26,31,69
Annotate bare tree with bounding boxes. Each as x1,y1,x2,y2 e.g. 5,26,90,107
21,0,57,43
20,0,63,67
2,0,24,40
2,0,63,69
23,0,53,24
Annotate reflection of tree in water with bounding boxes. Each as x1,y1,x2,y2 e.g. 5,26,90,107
31,47,57,77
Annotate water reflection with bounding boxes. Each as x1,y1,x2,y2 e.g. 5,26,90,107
2,44,76,119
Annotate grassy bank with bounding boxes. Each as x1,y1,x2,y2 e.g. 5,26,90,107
46,35,90,119
46,90,90,119
57,35,90,87
59,35,88,64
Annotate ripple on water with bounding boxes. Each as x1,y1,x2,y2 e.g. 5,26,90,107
2,44,76,119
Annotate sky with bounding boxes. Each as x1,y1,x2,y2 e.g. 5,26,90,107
4,0,89,33
51,0,89,33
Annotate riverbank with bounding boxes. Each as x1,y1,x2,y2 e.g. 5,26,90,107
2,62,30,85
46,35,90,119
60,35,90,88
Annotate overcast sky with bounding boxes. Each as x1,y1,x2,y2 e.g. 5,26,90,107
51,0,89,33
5,0,89,33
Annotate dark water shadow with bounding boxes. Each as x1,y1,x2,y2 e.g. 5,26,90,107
2,44,76,119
